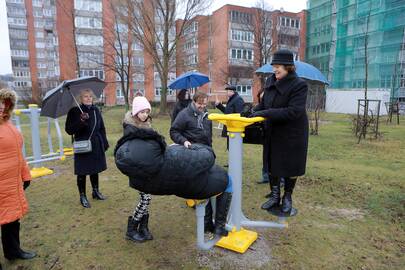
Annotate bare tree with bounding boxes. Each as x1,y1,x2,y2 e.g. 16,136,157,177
119,0,211,113
99,2,136,110
253,0,273,68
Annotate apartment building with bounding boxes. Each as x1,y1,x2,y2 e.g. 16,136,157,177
176,4,307,103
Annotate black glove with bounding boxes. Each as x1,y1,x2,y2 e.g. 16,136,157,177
23,181,31,190
80,112,89,122
249,111,265,118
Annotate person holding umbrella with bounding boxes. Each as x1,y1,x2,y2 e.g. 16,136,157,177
171,89,191,123
0,88,37,261
215,85,244,149
250,49,309,214
65,89,109,208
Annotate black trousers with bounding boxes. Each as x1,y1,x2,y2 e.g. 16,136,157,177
1,220,21,259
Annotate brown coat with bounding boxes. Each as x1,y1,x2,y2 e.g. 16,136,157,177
0,89,31,225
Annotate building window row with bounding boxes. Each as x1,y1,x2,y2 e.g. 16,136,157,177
311,42,330,55
183,21,198,35
278,34,299,47
132,56,144,66
230,10,252,24
230,29,254,43
7,6,26,16
280,17,300,29
11,49,29,57
185,54,198,65
12,60,29,68
14,81,31,87
76,34,103,46
236,85,252,96
74,0,102,12
75,16,102,29
184,38,197,51
7,17,27,26
230,48,254,61
9,29,28,38
78,52,104,64
7,0,24,4
155,87,176,96
14,70,30,77
10,39,28,48
79,69,104,79
133,73,145,82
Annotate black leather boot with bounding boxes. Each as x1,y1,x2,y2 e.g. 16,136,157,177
2,220,36,260
281,177,297,213
261,176,281,210
90,174,106,200
204,201,215,233
77,177,91,208
214,192,232,236
126,216,146,242
138,214,153,240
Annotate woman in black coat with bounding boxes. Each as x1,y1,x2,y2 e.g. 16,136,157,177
65,89,109,208
251,49,309,214
171,89,191,123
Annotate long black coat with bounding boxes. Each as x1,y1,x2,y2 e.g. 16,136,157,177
170,103,212,147
216,92,244,137
254,72,309,177
171,99,191,123
65,105,109,175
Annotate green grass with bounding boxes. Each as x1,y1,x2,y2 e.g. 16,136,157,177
2,108,404,269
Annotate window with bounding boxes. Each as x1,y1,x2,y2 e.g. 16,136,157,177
35,42,45,48
7,17,27,26
155,87,175,96
32,0,42,7
74,0,102,12
7,6,26,16
14,70,30,77
43,9,53,17
14,81,31,87
7,0,25,4
9,29,28,38
230,29,254,43
75,16,102,29
79,69,104,79
230,10,252,24
36,31,44,38
78,52,103,63
132,56,144,65
12,60,29,68
230,48,253,61
132,42,143,50
11,50,29,57
184,38,197,50
34,20,44,28
76,34,103,46
185,54,198,65
116,88,124,98
133,73,144,82
184,21,198,35
236,85,252,96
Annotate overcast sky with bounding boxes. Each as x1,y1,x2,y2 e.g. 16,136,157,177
0,0,307,75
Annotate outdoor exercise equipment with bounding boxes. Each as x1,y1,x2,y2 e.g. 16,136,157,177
13,104,67,178
194,113,288,253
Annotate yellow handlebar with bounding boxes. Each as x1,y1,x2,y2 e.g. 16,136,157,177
208,113,265,132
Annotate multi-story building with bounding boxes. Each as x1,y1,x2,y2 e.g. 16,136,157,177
6,0,176,105
176,4,307,103
306,0,405,100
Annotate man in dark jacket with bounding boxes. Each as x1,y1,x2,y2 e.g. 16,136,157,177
215,85,245,138
170,91,212,147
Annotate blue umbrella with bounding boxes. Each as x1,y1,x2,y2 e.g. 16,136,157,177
168,71,209,89
255,61,329,85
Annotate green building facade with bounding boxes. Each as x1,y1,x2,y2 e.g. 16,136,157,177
306,0,405,99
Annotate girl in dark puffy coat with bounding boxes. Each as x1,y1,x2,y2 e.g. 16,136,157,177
115,97,233,241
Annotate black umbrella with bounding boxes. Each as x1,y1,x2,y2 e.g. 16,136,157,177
40,76,106,118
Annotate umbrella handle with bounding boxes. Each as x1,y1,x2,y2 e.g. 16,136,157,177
68,87,84,114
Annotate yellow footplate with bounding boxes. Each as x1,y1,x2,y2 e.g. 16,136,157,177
30,167,54,179
215,228,258,253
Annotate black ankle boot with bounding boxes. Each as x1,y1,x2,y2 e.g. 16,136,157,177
138,214,153,240
214,192,232,236
77,177,91,208
90,174,106,200
261,176,280,210
126,216,146,242
92,188,106,200
204,201,215,233
281,178,297,213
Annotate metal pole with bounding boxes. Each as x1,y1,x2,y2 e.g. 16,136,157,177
228,132,243,231
29,104,42,168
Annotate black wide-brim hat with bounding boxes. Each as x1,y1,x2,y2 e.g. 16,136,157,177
271,49,294,65
225,85,237,91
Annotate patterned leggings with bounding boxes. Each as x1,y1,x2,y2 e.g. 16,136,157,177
132,192,151,221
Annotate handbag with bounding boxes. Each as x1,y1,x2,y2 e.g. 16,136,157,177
73,110,97,154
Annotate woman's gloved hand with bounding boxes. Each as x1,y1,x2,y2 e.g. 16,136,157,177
249,111,266,118
80,112,89,122
23,181,31,190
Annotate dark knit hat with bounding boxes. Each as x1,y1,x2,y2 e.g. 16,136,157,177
271,49,294,65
